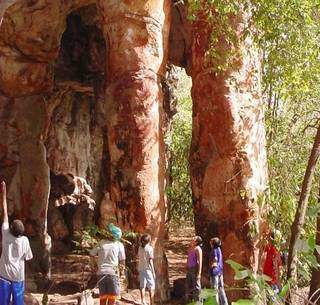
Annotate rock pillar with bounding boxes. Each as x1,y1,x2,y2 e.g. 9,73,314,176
97,0,171,300
0,72,52,281
189,10,268,298
0,0,69,282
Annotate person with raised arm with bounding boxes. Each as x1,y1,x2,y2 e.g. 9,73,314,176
0,181,33,305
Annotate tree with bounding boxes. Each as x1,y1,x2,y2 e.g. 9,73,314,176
309,183,320,303
287,124,320,282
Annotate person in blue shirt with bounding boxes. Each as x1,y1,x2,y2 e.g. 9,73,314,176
209,237,228,305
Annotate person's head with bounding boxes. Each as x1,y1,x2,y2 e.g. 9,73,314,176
191,235,202,247
10,219,25,237
270,229,281,245
108,223,122,241
140,234,151,248
210,237,222,249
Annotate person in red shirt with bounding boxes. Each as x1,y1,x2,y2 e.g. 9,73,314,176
263,230,282,295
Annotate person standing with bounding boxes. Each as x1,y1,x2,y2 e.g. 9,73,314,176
262,230,282,296
138,234,156,305
90,223,126,305
209,237,228,305
186,236,203,302
0,181,33,305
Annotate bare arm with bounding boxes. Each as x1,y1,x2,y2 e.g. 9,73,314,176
149,258,156,278
119,260,125,277
1,181,8,224
196,246,202,278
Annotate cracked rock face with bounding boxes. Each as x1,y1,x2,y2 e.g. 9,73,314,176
0,0,267,300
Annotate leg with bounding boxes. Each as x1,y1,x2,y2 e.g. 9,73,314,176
0,278,12,305
268,284,280,304
148,289,155,305
193,270,201,302
140,288,146,305
140,271,147,305
98,275,107,305
217,275,228,305
210,275,219,305
107,296,116,305
99,296,107,305
11,281,24,305
186,270,192,302
146,270,155,305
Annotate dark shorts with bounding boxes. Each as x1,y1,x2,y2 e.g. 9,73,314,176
98,274,120,299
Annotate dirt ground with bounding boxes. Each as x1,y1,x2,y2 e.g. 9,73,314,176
165,225,194,286
26,226,309,305
28,225,194,305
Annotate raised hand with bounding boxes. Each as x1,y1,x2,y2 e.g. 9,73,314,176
1,181,8,223
1,181,6,197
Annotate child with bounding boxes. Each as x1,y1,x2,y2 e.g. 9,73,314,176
0,181,33,305
186,236,203,302
90,223,126,305
209,237,228,305
262,230,282,296
138,234,156,305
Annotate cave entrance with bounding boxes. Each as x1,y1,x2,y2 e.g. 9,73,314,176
44,5,110,254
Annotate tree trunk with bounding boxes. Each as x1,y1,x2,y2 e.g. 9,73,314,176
308,182,320,304
287,124,320,282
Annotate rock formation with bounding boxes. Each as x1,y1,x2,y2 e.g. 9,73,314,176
188,11,267,299
0,0,267,300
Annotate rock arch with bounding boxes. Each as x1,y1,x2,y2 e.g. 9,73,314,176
0,0,267,300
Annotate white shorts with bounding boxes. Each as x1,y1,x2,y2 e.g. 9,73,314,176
139,270,155,290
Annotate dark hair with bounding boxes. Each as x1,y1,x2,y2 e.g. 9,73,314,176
194,236,203,246
210,237,222,248
140,234,151,248
10,220,25,237
270,231,275,240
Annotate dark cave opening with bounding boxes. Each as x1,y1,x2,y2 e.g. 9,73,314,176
46,5,109,254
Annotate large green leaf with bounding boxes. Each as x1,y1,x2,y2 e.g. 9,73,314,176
226,259,245,272
231,299,255,305
279,282,290,298
234,269,250,280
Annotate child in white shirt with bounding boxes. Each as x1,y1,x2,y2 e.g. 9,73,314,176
138,234,155,305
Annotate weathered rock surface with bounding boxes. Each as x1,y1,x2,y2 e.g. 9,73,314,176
188,10,267,299
97,0,171,299
0,0,267,301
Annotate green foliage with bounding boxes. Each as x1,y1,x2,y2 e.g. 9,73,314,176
73,224,101,250
188,0,241,72
294,236,320,284
73,224,136,252
226,259,290,304
186,289,219,305
166,72,193,224
179,0,320,283
231,300,255,305
42,294,48,305
186,0,320,284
